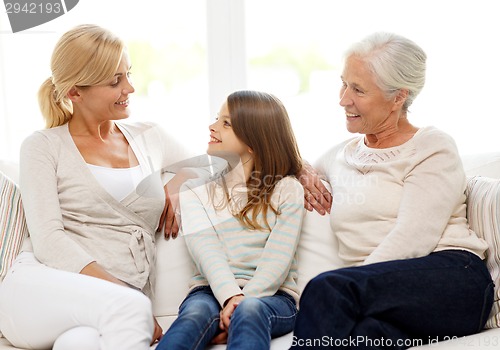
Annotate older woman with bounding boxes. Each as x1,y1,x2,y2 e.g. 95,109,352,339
292,32,494,349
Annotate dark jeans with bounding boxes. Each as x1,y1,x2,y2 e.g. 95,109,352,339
290,250,494,349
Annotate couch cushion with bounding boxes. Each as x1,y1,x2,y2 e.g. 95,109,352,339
153,233,193,317
466,176,500,328
296,203,343,292
462,153,500,179
0,162,18,185
0,172,28,282
153,172,193,317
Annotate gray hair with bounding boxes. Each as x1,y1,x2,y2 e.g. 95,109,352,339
344,32,426,112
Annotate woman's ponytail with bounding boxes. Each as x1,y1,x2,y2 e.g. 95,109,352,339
38,77,72,128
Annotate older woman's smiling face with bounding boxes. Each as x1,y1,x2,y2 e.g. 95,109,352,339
339,55,400,136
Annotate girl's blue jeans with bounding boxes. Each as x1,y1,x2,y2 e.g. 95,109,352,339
291,250,494,349
156,286,298,350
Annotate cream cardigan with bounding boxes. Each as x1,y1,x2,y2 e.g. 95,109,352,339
19,122,188,296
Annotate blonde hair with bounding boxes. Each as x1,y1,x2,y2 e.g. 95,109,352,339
38,24,125,128
217,90,303,231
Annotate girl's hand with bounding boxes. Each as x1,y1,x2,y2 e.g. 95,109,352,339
210,294,245,345
210,330,228,345
220,294,245,330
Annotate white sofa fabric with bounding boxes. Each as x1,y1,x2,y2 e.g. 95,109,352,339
0,153,499,350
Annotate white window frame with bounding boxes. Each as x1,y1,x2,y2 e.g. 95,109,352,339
206,0,247,117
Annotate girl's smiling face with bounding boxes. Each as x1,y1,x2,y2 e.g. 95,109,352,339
208,101,252,162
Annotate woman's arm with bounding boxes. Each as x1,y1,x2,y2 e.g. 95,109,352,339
19,132,95,272
159,154,228,239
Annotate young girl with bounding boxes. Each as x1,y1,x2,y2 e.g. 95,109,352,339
156,90,305,350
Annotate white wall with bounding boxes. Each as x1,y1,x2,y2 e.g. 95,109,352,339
1,0,499,162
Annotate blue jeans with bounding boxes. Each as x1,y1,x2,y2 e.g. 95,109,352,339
157,286,298,350
290,250,494,350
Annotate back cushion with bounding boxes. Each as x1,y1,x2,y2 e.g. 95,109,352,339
297,205,342,292
0,172,28,282
466,176,500,328
462,153,500,179
153,172,192,317
153,232,193,317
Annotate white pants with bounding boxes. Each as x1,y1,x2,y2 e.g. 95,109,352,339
0,252,154,350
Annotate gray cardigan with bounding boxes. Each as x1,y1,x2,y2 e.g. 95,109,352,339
19,122,188,296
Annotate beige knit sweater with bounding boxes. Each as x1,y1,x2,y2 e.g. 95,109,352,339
315,126,488,266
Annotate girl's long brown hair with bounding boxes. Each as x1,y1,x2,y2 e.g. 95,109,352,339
220,90,302,231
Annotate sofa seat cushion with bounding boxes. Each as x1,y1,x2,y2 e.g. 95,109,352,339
466,176,500,328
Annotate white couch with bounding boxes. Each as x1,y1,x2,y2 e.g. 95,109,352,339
1,153,500,350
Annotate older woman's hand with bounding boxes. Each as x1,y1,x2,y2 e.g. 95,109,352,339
297,162,332,215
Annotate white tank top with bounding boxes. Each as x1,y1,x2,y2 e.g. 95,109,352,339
87,164,143,201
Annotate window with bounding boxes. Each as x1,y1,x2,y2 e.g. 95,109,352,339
0,0,209,160
244,0,500,161
1,0,499,162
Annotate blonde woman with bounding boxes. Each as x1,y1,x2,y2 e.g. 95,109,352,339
157,91,305,350
0,24,188,349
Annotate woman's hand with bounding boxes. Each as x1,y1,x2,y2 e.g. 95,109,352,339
297,162,332,215
151,317,163,345
158,168,202,239
80,261,129,286
157,184,180,239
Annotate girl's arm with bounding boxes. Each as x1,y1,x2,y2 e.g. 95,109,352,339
242,177,305,297
180,182,242,307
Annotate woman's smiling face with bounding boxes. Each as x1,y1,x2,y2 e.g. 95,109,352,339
73,53,135,122
339,55,399,135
